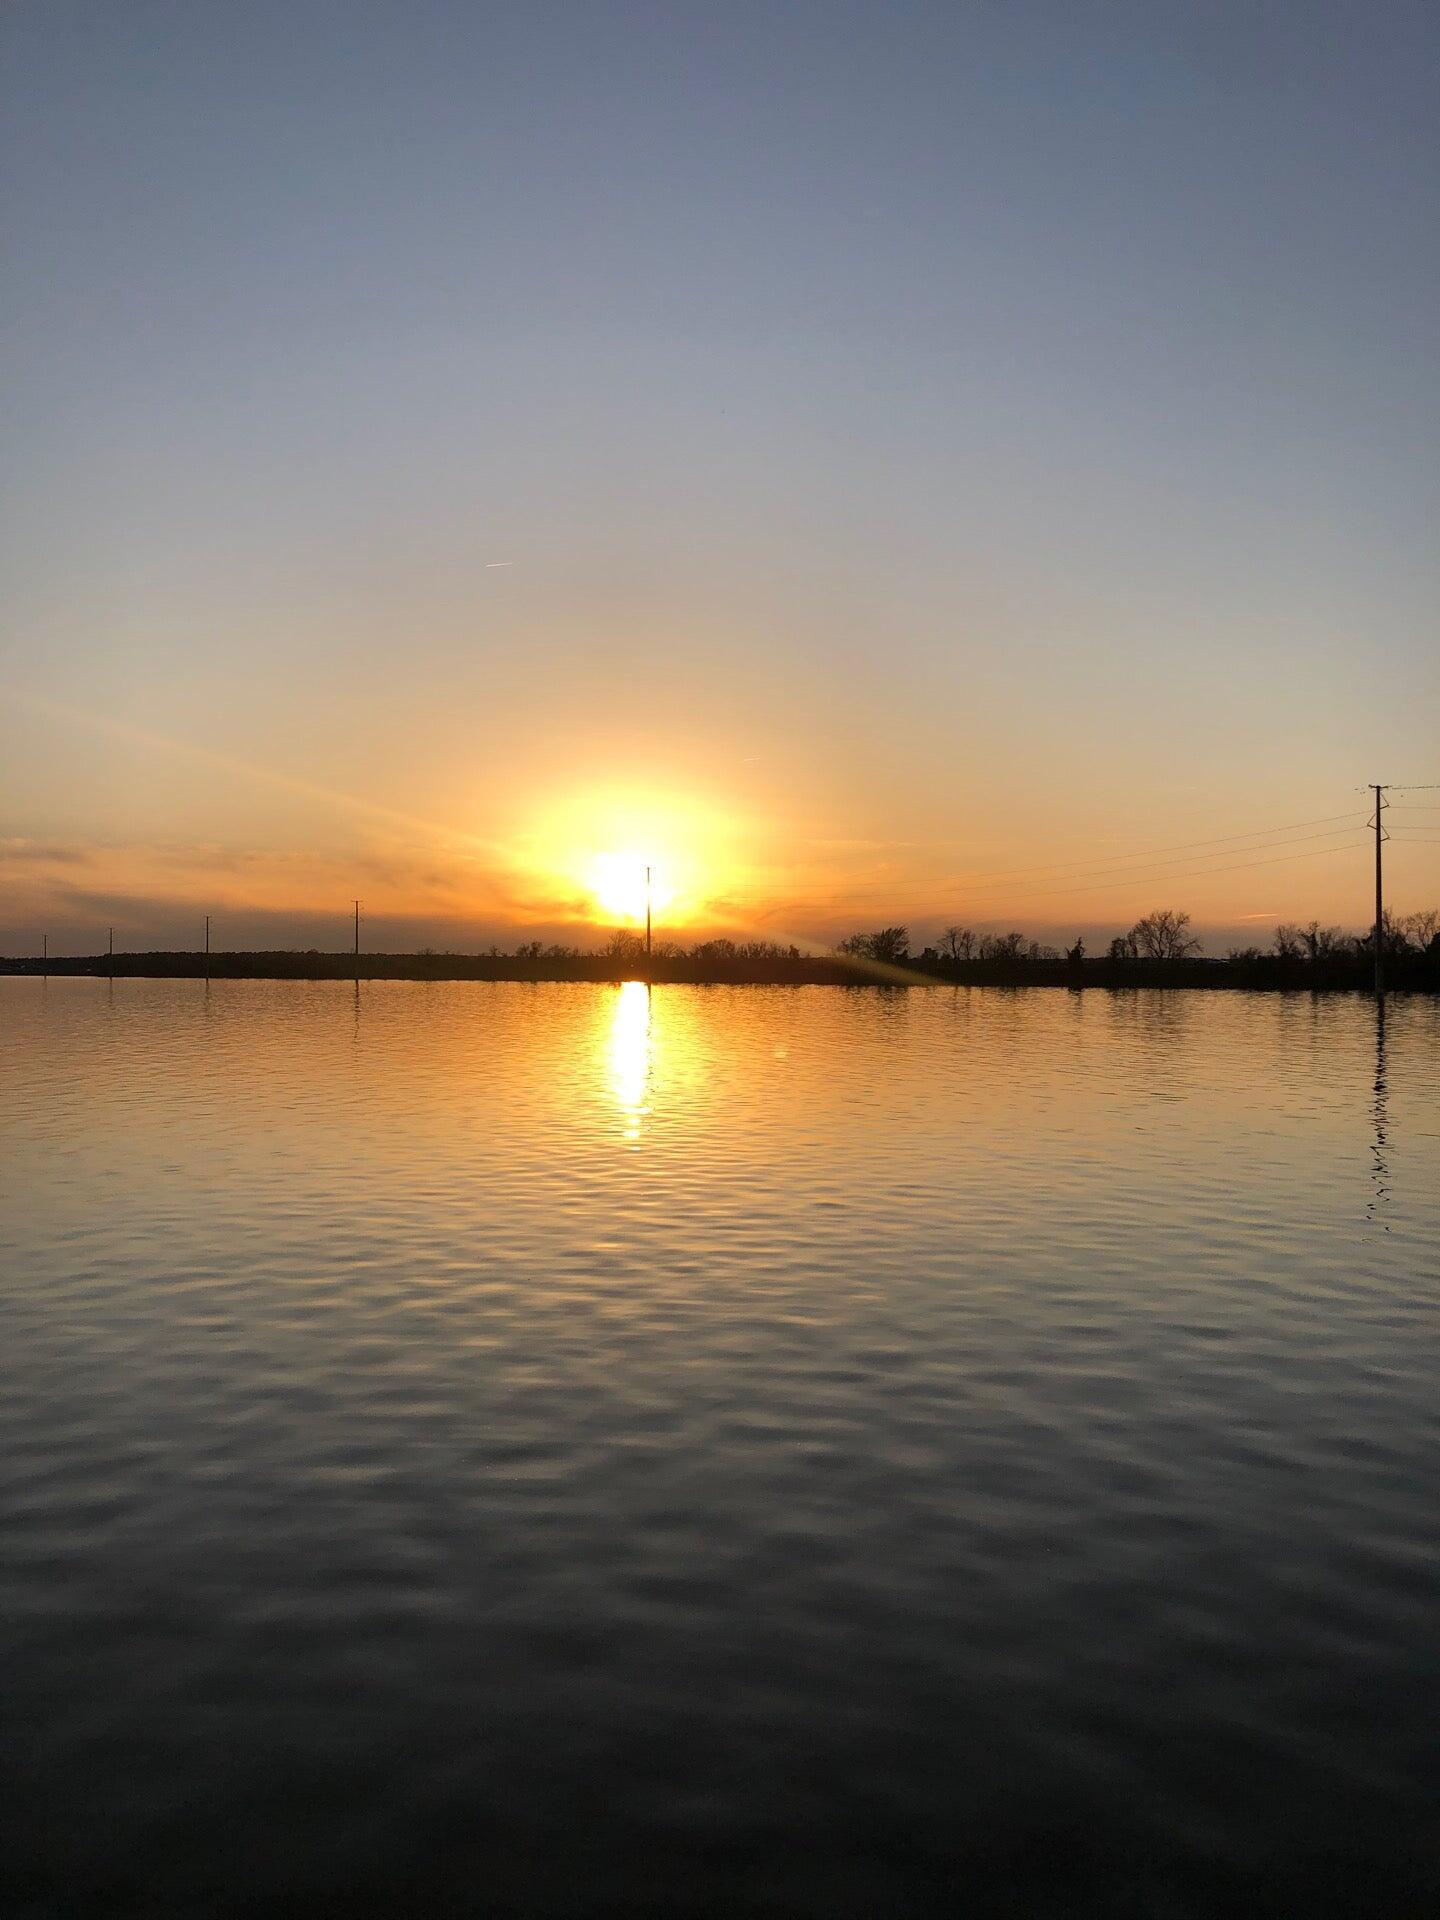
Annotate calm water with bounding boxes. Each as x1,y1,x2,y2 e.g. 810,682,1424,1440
3,980,1438,1916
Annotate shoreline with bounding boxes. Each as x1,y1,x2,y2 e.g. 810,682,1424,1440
3,953,1435,993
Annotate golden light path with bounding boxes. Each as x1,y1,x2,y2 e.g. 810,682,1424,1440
608,980,652,1141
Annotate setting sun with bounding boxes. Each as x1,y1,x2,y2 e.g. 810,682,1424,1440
512,787,753,932
589,852,664,924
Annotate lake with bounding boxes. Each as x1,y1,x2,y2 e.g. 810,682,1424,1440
3,979,1437,1916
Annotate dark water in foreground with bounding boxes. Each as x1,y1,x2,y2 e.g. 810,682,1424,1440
2,980,1437,1917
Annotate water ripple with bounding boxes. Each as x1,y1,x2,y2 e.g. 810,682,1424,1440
2,981,1437,1916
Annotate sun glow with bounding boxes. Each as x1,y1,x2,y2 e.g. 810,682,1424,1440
518,788,749,930
589,852,673,924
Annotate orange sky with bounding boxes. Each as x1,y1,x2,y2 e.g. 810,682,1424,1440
3,687,1436,957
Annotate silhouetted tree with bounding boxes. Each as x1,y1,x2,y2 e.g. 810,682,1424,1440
941,925,975,963
1273,924,1306,963
979,931,1026,965
1401,908,1440,951
1128,909,1201,961
1300,921,1347,963
838,927,910,964
1364,910,1420,961
1108,933,1137,962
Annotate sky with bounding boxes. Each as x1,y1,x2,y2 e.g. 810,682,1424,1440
3,0,1438,954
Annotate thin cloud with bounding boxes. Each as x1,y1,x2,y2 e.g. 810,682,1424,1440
0,685,517,865
0,838,86,865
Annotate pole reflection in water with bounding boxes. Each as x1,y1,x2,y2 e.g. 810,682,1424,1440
608,979,652,1142
1367,995,1390,1230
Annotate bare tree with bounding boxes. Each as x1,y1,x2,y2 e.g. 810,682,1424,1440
941,925,975,963
1273,924,1305,962
869,926,910,965
979,931,1026,964
1300,921,1347,963
839,928,911,965
1401,908,1440,951
1374,910,1418,959
1128,909,1201,962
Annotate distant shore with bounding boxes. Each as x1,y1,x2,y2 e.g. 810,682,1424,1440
4,951,1437,992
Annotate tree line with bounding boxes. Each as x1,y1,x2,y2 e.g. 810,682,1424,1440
834,905,1440,967
7,906,1438,987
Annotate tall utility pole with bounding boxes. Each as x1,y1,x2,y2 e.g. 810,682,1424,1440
204,914,211,983
354,900,361,982
645,866,652,959
1372,784,1386,998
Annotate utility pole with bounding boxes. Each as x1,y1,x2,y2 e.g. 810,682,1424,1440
645,866,652,959
1372,784,1386,998
354,900,361,982
204,914,211,982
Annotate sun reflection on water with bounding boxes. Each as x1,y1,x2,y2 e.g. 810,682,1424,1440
608,980,652,1141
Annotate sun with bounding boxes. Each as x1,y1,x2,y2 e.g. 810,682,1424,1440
588,851,674,924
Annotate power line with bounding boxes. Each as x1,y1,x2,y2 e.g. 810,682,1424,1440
947,824,1369,898
842,812,1386,919
947,809,1366,886
966,836,1366,910
1027,822,1368,883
